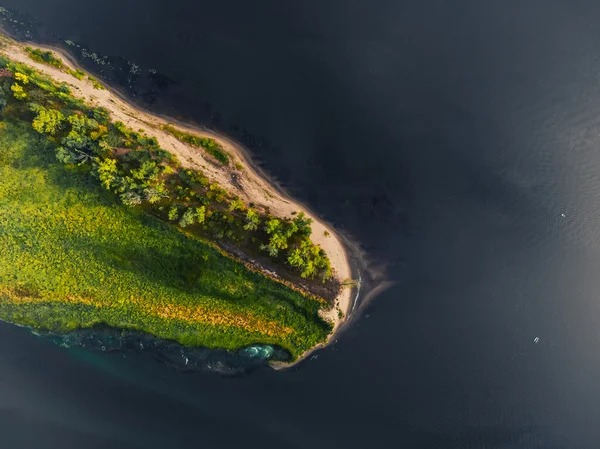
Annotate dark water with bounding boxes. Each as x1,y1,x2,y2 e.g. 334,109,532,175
2,0,600,447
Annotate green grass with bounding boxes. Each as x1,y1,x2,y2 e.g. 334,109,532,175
161,124,230,165
24,46,86,81
87,75,105,90
67,68,86,80
0,118,331,357
24,47,65,69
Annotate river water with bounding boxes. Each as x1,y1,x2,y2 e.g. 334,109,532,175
1,0,600,447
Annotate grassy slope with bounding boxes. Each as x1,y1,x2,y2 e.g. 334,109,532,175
0,118,331,357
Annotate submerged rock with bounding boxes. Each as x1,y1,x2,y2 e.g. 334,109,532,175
32,325,291,375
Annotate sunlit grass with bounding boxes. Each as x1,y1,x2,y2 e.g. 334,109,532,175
0,118,331,357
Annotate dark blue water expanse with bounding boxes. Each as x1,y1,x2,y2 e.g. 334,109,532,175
2,0,600,447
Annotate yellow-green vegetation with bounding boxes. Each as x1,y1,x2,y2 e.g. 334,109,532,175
24,46,65,69
87,75,105,90
68,68,86,80
161,124,230,165
0,55,333,281
0,53,335,357
24,46,86,81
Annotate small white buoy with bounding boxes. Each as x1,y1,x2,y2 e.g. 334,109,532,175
561,213,566,218
533,337,540,343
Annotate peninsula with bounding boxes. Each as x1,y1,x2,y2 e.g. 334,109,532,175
0,34,353,364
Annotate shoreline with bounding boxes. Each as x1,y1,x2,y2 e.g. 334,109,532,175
0,34,362,367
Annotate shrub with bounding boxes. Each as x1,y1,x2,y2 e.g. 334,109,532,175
10,83,27,100
25,47,65,69
161,124,230,165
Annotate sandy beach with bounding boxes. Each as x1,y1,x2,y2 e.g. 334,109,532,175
0,36,355,365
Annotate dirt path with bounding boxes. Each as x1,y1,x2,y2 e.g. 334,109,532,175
0,38,354,362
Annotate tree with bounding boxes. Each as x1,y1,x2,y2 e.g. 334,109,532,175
168,206,179,221
10,83,27,100
285,238,332,281
243,209,260,231
14,72,29,84
114,176,138,195
90,125,108,141
30,104,65,135
208,183,227,202
55,146,78,165
67,114,100,137
287,248,305,268
131,161,160,185
292,212,313,237
96,158,118,190
97,138,113,157
228,197,245,211
301,260,317,279
264,218,281,235
144,182,169,203
120,190,142,206
269,232,289,251
283,220,298,239
57,130,95,164
196,206,206,224
92,107,110,123
260,243,280,258
179,208,196,227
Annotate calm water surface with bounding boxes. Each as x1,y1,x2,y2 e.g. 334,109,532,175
2,0,600,447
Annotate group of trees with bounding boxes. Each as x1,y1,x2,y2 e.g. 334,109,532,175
0,111,332,357
260,213,332,279
0,56,334,282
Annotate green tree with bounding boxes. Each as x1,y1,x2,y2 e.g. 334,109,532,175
96,158,119,189
30,104,65,135
287,248,305,268
301,260,317,279
55,146,78,165
144,182,169,203
260,243,280,258
131,161,160,185
243,209,260,231
196,206,206,224
264,218,281,235
269,232,289,251
168,206,179,221
179,208,196,228
292,212,313,237
58,130,95,164
229,197,245,211
92,107,110,123
14,72,29,84
120,190,142,206
68,114,98,134
208,183,227,202
10,83,27,100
